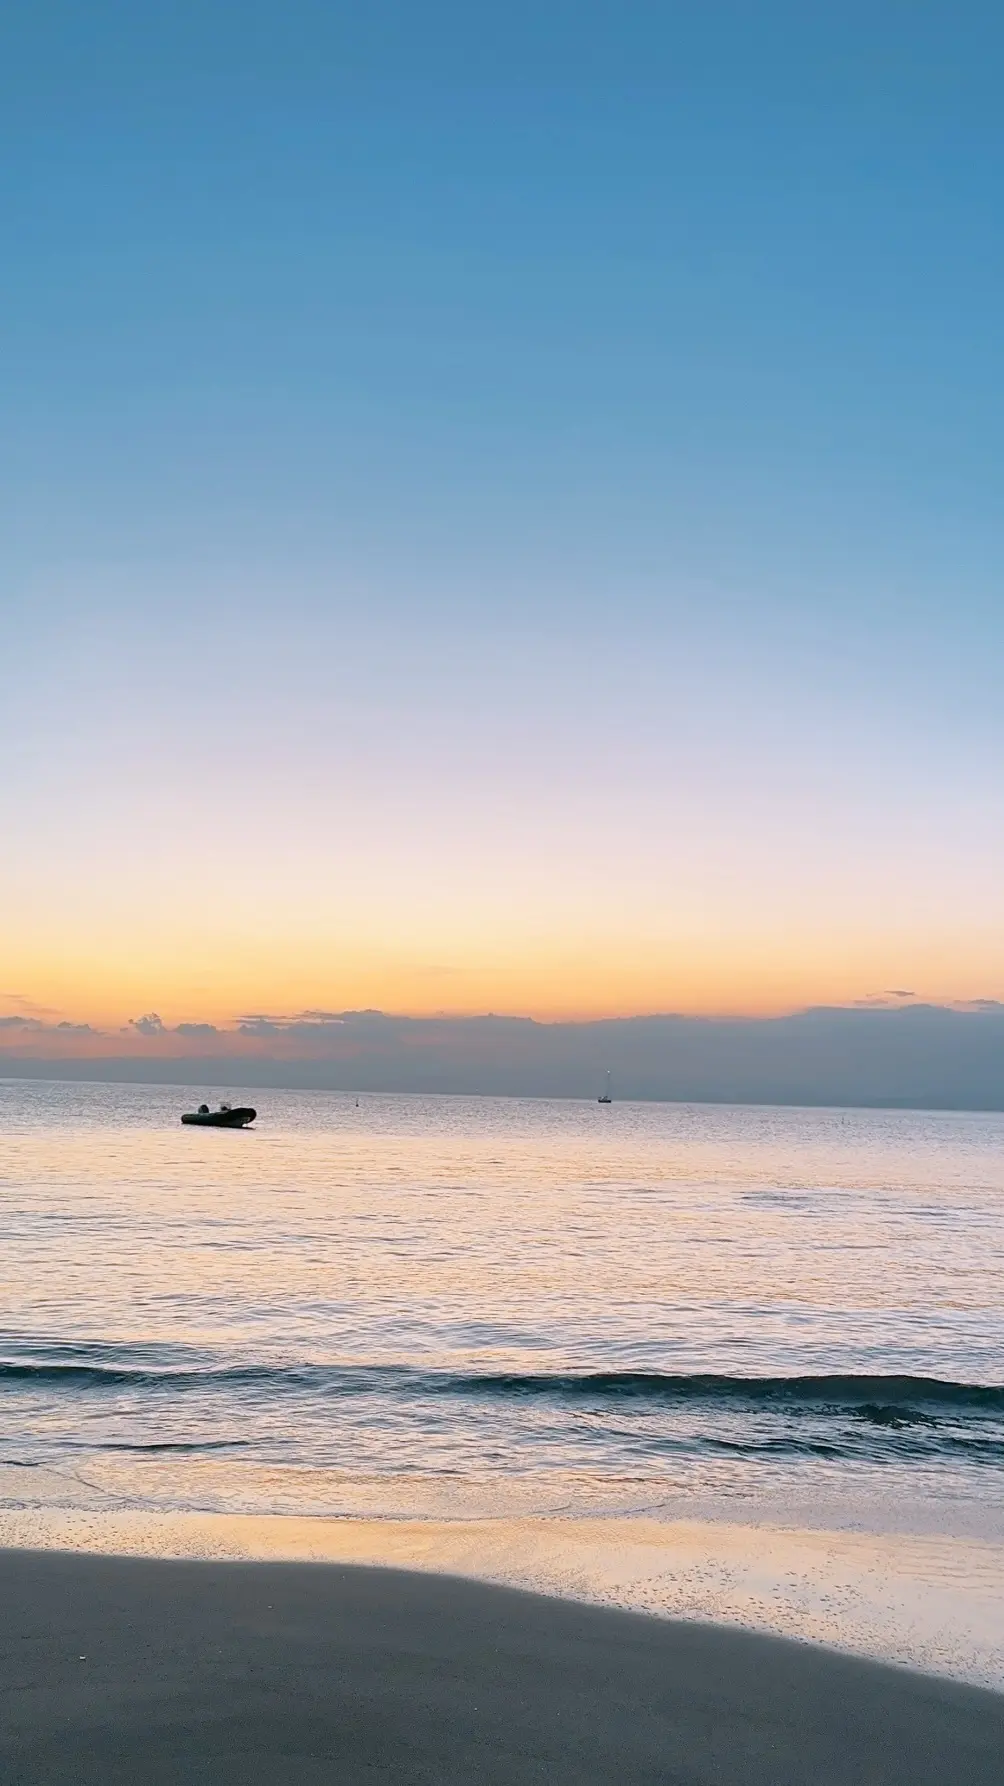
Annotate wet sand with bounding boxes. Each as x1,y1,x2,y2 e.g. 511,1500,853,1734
1,1551,1002,1783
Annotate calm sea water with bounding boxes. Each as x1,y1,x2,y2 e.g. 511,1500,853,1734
2,1079,1002,1532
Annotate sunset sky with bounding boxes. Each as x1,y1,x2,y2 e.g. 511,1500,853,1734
3,4,1003,1039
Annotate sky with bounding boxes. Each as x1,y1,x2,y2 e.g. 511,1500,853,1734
2,2,1003,1038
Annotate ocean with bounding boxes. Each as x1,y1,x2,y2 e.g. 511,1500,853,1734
2,1078,1002,1681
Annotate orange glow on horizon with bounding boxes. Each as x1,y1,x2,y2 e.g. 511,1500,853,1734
4,918,1003,1044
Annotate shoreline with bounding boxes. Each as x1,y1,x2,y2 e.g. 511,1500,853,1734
2,1505,1001,1693
2,1549,1001,1785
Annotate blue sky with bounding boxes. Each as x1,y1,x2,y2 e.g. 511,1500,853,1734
2,3,1002,1023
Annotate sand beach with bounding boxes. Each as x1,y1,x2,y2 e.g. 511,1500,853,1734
3,1549,1003,1784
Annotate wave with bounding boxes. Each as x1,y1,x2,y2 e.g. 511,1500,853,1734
448,1371,1004,1418
0,1360,276,1390
90,1439,252,1453
1,1356,1001,1417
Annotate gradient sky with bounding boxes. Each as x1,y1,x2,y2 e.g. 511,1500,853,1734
3,3,1003,1029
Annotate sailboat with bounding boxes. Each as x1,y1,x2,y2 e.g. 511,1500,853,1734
598,1071,613,1105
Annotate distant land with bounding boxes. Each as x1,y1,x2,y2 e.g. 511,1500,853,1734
2,1004,1004,1112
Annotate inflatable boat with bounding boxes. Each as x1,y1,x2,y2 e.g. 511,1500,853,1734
181,1103,257,1128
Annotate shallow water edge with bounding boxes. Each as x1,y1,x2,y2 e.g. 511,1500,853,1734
2,1506,1000,1693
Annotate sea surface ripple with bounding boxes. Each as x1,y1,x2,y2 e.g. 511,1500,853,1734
2,1080,1002,1531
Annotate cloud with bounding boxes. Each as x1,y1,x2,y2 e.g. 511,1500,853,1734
0,1014,92,1028
1,1014,95,1033
0,1015,99,1044
1,993,63,1019
236,1010,391,1035
853,990,917,1008
5,1000,1004,1111
0,1014,97,1034
130,1012,166,1036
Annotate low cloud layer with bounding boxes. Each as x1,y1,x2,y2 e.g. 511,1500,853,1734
0,1014,96,1036
1,1003,1003,1111
129,1012,166,1037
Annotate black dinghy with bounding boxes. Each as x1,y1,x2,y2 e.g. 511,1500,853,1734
181,1102,256,1128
